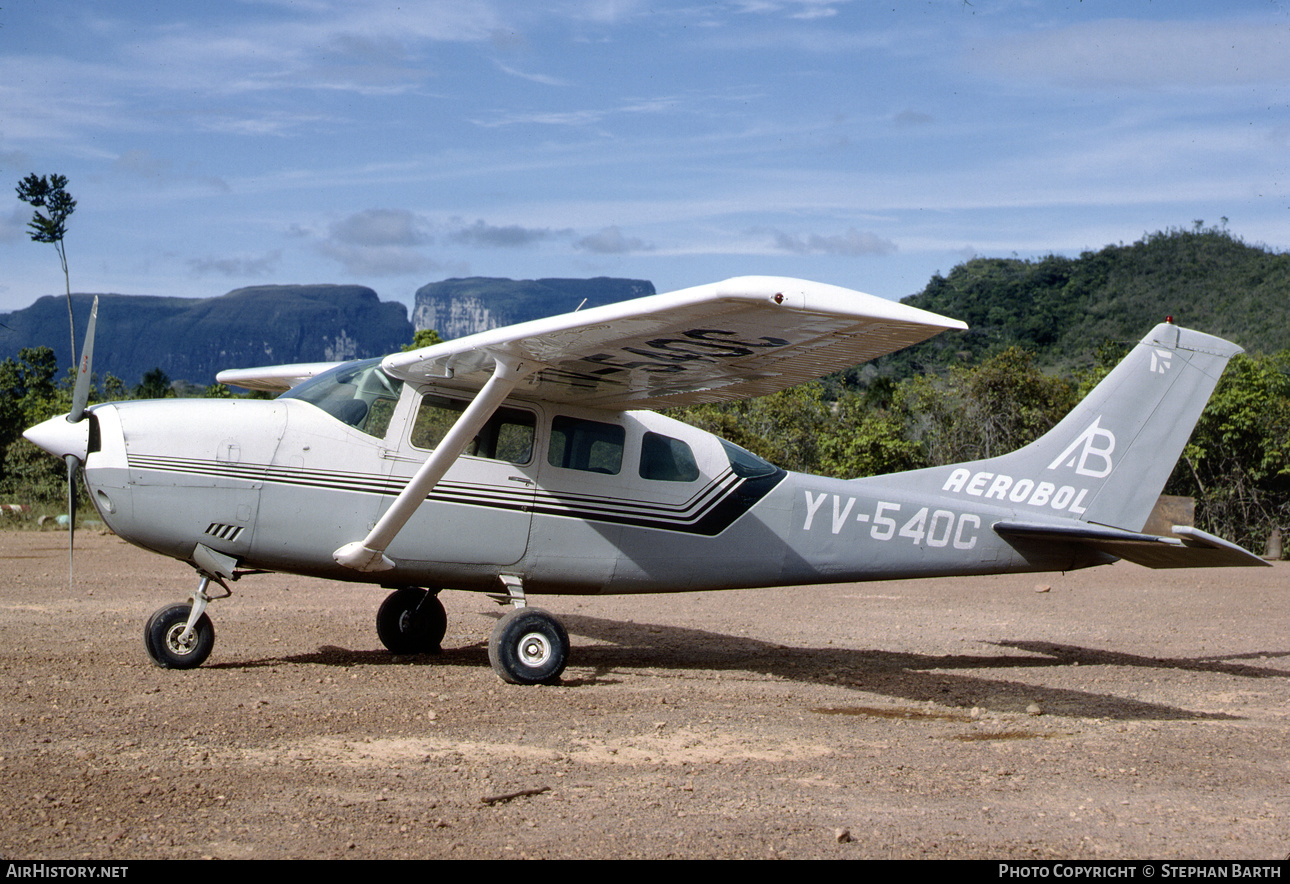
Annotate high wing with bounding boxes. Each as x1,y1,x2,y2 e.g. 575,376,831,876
216,362,344,393
380,276,966,409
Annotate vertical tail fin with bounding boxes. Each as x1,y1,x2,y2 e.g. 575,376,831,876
933,323,1241,531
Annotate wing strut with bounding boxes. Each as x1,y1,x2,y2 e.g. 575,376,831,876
333,353,536,573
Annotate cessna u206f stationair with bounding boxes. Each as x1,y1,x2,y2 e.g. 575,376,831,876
24,277,1267,684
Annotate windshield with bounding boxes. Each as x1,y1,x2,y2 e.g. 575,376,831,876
719,439,779,478
279,358,403,438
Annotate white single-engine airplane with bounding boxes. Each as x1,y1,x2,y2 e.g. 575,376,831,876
24,277,1267,684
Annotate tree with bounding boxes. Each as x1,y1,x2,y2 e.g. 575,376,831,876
402,328,444,352
135,367,173,400
1169,351,1290,552
15,174,78,367
0,347,73,507
671,384,833,474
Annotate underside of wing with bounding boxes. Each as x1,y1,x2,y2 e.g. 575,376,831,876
994,522,1270,569
381,276,966,409
216,362,343,393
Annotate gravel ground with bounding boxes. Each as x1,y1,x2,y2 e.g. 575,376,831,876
1,529,1286,860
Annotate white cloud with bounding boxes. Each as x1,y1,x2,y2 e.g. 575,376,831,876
315,208,436,276
470,91,687,130
495,62,568,87
448,219,570,247
0,205,30,244
892,109,934,127
331,209,432,247
470,108,610,129
762,227,897,257
567,0,646,25
574,225,651,253
974,20,1290,89
187,251,282,278
728,0,851,19
113,149,176,184
13,0,499,131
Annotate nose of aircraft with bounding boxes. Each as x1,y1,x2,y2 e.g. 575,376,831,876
23,413,91,463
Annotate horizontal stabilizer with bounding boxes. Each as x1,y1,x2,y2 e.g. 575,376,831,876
994,521,1269,569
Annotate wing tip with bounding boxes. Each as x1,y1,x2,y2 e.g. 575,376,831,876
216,362,341,392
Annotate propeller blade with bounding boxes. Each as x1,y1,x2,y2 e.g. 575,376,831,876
64,295,96,589
68,296,98,424
66,453,78,588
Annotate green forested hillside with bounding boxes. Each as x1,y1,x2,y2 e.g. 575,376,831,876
878,224,1290,377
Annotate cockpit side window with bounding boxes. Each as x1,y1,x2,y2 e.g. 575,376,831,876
279,358,403,438
548,416,624,474
411,395,536,464
639,432,700,482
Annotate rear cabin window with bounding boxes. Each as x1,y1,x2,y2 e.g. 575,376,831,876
548,416,624,474
639,432,700,482
411,395,536,464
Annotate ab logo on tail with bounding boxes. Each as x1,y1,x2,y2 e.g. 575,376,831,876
1047,417,1116,479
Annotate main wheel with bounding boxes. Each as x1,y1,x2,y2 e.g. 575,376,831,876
144,603,215,669
488,607,569,685
376,587,447,654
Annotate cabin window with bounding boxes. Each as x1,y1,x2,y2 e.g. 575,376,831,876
279,357,403,439
548,416,624,474
639,432,699,482
411,395,536,464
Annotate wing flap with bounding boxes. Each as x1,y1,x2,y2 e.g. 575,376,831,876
994,521,1269,569
381,276,965,409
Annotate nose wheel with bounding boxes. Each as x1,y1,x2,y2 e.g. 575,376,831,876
143,573,227,669
143,603,215,669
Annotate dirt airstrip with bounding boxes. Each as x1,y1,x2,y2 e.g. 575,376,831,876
1,529,1287,860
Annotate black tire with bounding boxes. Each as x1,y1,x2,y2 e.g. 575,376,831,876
376,587,446,655
144,603,215,669
488,607,568,685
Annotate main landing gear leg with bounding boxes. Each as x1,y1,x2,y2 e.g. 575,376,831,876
487,575,569,686
143,575,222,669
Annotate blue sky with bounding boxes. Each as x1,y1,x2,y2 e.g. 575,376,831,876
2,0,1288,323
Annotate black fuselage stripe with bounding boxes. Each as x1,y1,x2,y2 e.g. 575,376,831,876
126,457,783,535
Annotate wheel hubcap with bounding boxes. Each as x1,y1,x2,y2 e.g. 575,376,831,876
165,624,197,656
518,632,551,667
